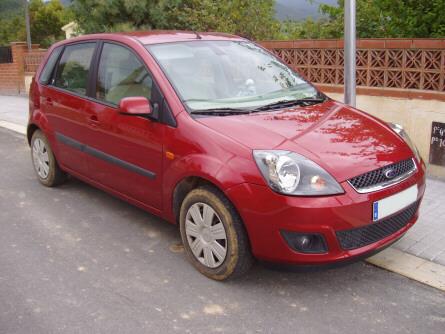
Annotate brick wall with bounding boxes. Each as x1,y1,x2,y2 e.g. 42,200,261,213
0,62,21,95
259,38,445,101
24,50,46,74
0,42,42,95
0,42,27,95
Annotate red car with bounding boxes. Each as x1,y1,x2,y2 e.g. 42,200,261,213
28,31,426,280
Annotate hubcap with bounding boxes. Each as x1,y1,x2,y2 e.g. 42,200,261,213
32,138,50,179
185,202,228,268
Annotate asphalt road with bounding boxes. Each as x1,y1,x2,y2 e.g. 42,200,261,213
1,127,444,334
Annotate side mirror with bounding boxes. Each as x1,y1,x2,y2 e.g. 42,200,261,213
119,97,153,117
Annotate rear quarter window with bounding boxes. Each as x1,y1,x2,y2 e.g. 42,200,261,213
39,46,62,85
54,43,96,96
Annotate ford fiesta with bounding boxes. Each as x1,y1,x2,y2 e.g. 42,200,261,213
28,31,426,280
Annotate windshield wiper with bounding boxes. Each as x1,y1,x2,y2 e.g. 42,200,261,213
252,97,327,112
189,97,327,116
190,108,252,116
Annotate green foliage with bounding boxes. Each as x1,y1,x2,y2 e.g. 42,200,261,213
0,15,26,46
0,0,72,47
3,0,443,47
71,0,279,40
280,0,445,39
0,0,23,18
30,0,74,47
374,0,445,38
71,0,159,34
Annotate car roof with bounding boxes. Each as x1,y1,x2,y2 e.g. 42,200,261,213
120,30,246,44
55,30,246,46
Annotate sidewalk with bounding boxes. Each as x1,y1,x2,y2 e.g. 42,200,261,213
394,178,445,265
0,95,28,129
1,95,444,287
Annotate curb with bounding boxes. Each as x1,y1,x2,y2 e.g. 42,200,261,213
0,120,26,135
367,248,445,292
1,121,444,292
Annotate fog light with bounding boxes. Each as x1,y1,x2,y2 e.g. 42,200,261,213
281,231,328,254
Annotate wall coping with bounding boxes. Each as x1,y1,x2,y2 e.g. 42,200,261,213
259,38,445,49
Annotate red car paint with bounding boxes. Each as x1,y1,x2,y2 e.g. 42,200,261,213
28,31,426,266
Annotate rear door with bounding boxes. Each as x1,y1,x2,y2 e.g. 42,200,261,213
81,42,166,210
42,42,97,175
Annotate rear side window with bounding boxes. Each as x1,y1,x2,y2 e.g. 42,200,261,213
39,46,62,85
96,43,152,105
54,43,96,95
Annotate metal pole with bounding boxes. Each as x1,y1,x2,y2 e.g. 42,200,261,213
24,0,32,50
344,0,356,107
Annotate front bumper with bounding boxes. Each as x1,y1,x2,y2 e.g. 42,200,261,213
225,161,426,266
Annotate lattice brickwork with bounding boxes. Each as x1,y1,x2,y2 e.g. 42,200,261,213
261,39,445,93
24,51,46,74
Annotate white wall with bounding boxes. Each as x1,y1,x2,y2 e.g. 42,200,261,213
24,75,33,94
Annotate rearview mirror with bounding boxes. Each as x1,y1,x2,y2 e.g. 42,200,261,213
119,97,153,117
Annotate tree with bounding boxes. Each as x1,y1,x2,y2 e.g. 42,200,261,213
280,0,445,39
0,0,72,47
0,0,26,45
71,0,160,34
71,0,279,40
29,0,73,47
0,15,26,46
374,0,445,38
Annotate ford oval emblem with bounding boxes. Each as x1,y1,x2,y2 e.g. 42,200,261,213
384,168,396,179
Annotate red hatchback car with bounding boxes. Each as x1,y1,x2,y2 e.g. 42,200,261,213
28,31,426,280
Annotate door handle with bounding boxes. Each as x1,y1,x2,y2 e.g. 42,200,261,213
88,115,100,128
45,97,54,106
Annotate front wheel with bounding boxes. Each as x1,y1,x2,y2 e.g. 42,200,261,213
31,130,67,187
179,186,253,280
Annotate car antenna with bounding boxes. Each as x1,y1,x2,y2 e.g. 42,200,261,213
193,31,202,40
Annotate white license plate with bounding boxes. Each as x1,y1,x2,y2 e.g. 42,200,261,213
372,185,418,222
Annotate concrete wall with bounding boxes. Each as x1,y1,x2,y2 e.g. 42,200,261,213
329,93,445,179
24,75,33,94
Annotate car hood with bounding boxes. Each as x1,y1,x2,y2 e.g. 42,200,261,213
196,100,414,182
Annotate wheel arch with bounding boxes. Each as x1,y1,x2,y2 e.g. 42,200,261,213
172,176,223,225
27,123,40,145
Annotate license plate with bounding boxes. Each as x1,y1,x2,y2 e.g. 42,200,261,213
372,185,418,222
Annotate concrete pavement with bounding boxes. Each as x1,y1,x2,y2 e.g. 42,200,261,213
0,127,444,334
394,177,445,264
0,95,28,130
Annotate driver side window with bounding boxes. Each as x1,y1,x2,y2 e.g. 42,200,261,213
96,43,153,106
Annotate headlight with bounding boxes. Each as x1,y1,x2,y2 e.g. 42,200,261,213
253,150,344,196
388,123,421,162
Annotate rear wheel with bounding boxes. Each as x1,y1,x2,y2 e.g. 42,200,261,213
31,130,67,187
179,186,253,280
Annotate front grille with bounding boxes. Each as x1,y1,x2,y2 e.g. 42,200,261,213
336,201,419,250
348,159,416,192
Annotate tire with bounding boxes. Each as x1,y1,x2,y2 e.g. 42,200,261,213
31,130,67,187
179,186,253,280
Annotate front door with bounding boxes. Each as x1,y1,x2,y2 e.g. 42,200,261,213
82,42,164,211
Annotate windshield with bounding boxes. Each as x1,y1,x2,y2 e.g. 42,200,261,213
146,41,319,111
